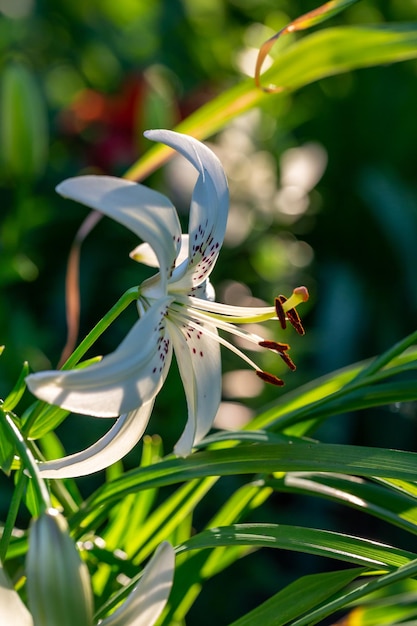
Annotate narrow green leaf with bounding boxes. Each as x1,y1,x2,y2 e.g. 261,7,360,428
164,482,272,624
291,558,417,626
255,0,359,91
291,0,359,29
125,24,417,182
124,434,163,532
101,436,164,558
131,477,218,565
22,402,70,440
176,523,415,569
284,380,417,430
228,568,363,626
2,362,29,412
76,443,417,521
268,473,417,535
0,410,15,475
343,601,417,626
249,347,417,436
198,430,310,448
262,24,417,92
375,478,417,501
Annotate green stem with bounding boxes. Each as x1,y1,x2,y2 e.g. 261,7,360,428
23,286,139,435
0,412,51,514
27,440,79,515
61,286,139,370
0,470,27,562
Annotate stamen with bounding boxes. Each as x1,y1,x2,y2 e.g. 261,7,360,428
171,302,270,351
259,340,296,370
278,351,296,371
169,308,263,372
258,340,290,353
286,308,305,336
275,296,287,329
283,286,309,310
183,295,277,323
256,370,285,387
275,287,309,335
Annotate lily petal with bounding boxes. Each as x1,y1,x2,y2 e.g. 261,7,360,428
56,176,182,292
167,318,221,456
145,130,229,289
38,403,153,479
99,542,175,626
130,234,190,269
0,563,33,626
26,298,173,417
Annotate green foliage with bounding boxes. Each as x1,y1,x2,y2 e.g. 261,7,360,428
2,1,417,625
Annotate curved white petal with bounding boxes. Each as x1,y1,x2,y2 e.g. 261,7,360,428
0,564,33,626
129,243,159,268
56,176,182,292
145,130,229,290
167,318,221,456
26,299,173,417
131,234,190,270
38,403,153,479
99,542,175,626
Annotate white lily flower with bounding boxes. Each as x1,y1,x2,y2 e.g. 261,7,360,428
0,510,174,626
26,130,308,478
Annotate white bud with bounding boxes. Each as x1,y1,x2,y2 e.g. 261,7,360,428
26,509,93,626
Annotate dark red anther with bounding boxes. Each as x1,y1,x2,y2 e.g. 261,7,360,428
278,351,296,371
286,308,305,336
275,296,287,329
256,370,285,387
258,340,290,353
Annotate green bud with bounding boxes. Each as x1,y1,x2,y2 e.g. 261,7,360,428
0,60,48,181
26,509,93,626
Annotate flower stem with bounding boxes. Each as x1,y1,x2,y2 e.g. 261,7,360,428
0,469,27,562
0,411,51,515
23,287,139,436
61,286,139,370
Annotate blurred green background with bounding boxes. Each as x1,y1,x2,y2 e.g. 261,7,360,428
1,0,417,623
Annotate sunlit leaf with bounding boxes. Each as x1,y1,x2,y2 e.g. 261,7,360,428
290,558,417,626
71,443,417,532
125,24,417,182
176,523,415,568
228,568,363,626
255,0,359,91
2,361,29,412
0,411,15,475
268,472,417,535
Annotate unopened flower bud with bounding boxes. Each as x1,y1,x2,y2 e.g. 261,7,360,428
26,508,93,626
0,60,48,181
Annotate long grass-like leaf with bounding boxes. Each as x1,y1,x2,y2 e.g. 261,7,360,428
70,443,417,532
228,567,364,626
176,523,415,569
268,472,417,535
124,24,417,182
